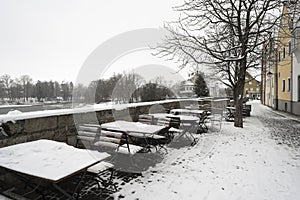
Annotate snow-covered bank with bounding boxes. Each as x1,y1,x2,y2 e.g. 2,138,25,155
117,101,300,200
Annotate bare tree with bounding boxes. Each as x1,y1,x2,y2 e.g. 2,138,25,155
0,74,13,100
155,0,287,127
112,72,143,103
19,75,33,101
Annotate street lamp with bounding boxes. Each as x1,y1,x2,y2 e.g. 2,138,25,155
267,71,273,77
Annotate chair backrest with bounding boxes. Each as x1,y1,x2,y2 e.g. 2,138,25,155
94,128,124,151
156,117,171,127
77,124,124,149
138,114,154,125
160,117,181,129
97,127,143,155
76,124,101,148
171,117,181,129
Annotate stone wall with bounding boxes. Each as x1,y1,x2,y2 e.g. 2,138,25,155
0,99,228,148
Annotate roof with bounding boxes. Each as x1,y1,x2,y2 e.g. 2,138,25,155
181,80,194,86
284,1,300,29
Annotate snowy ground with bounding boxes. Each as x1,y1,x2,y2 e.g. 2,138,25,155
115,101,300,200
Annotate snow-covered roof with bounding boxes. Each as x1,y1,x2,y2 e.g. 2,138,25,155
181,80,194,86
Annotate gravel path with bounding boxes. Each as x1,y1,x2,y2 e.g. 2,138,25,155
252,101,300,149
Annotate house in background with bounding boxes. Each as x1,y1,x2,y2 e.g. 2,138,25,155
244,72,261,100
179,80,196,98
205,75,224,97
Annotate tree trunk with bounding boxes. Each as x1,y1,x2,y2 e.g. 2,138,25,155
234,59,247,128
234,92,244,128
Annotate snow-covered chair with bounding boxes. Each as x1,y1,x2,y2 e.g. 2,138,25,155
77,124,144,155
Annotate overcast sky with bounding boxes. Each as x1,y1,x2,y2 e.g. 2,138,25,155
0,0,186,84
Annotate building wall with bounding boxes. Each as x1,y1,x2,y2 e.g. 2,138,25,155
277,6,292,110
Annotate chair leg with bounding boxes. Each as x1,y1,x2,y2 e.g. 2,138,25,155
91,168,117,192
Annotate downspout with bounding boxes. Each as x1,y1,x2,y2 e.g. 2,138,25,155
291,46,293,114
275,50,279,110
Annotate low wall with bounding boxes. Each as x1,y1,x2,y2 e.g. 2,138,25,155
0,98,228,148
278,99,292,112
292,101,300,115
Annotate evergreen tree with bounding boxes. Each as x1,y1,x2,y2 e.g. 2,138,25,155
193,74,209,97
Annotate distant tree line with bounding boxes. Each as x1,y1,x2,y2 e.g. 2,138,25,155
73,72,176,104
0,73,177,104
0,74,73,103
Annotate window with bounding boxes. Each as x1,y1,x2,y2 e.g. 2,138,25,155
288,41,291,55
288,78,291,92
282,79,286,92
278,51,281,62
283,46,286,59
249,81,252,85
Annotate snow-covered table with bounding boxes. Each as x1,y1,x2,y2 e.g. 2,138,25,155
0,139,110,199
101,120,167,150
149,113,200,123
170,108,208,116
101,120,166,135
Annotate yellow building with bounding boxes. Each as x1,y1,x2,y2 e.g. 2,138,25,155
277,5,292,112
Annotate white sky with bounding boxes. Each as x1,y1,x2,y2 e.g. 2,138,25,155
0,0,184,83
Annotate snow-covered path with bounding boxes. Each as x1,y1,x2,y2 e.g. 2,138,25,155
116,101,300,200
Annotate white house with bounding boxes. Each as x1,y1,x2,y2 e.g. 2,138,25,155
179,80,196,98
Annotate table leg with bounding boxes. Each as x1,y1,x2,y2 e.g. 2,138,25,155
52,170,87,200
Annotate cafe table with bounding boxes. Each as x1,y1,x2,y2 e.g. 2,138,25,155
0,139,110,199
